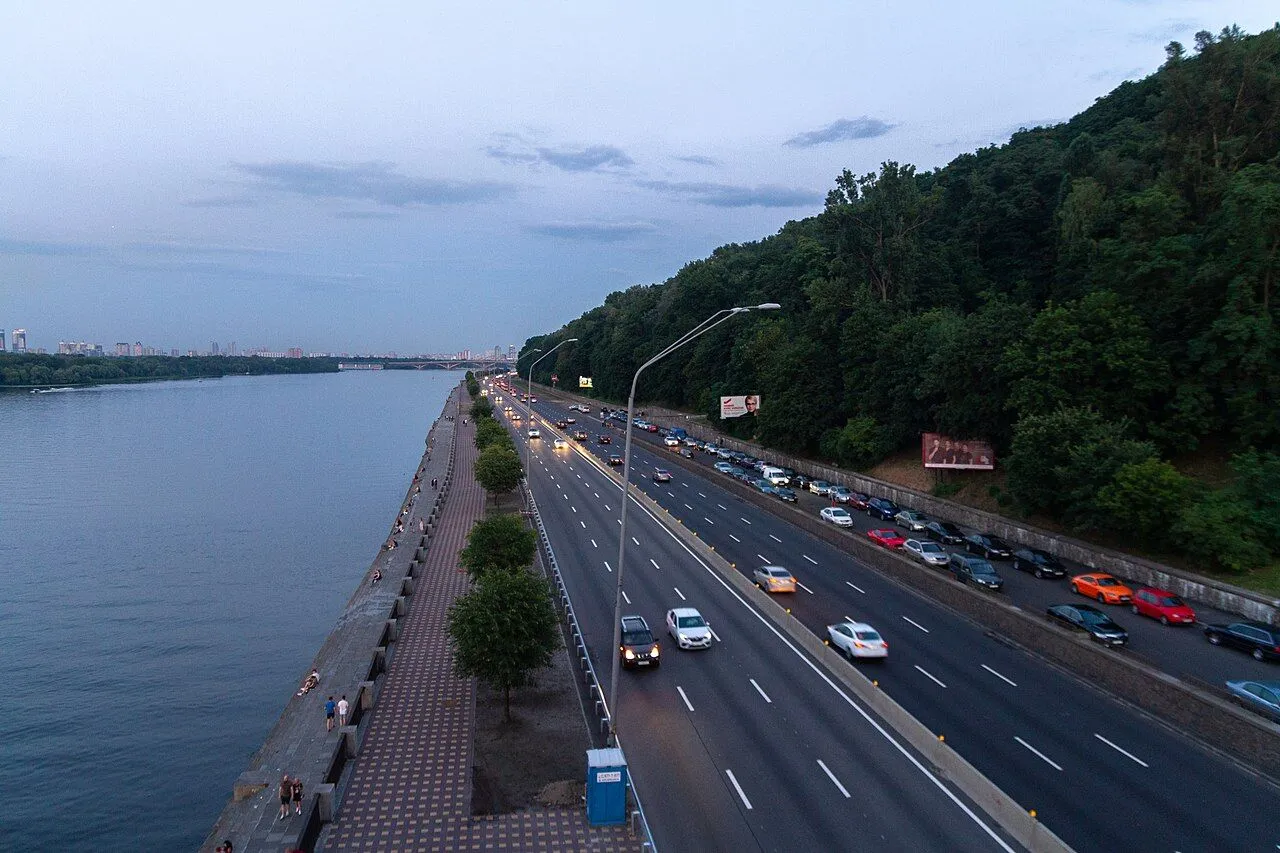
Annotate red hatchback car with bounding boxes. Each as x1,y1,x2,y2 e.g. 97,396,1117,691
1131,587,1196,626
867,528,907,549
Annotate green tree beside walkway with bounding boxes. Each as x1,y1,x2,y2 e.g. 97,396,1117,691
459,514,537,579
474,444,523,504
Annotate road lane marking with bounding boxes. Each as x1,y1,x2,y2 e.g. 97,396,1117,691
604,504,611,511
796,582,814,594
632,536,640,546
709,628,721,642
591,539,598,548
650,559,660,570
769,534,783,543
622,590,631,605
750,679,772,703
817,760,851,798
676,686,695,712
729,534,741,543
580,521,586,529
669,491,677,498
564,493,569,500
594,492,600,498
717,504,727,511
757,554,771,564
704,517,715,525
902,616,930,633
682,483,689,488
982,664,1017,687
684,503,693,510
698,492,707,498
674,586,686,601
1094,734,1149,767
740,517,752,525
571,506,577,513
804,554,818,564
914,665,947,688
845,581,865,594
603,561,612,573
725,770,752,810
1015,737,1063,771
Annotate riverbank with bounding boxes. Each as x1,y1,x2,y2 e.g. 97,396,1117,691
0,352,338,390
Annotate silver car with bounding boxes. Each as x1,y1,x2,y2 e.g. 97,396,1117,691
903,538,949,566
895,510,929,531
1226,680,1280,723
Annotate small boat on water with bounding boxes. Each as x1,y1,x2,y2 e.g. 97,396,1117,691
30,387,75,393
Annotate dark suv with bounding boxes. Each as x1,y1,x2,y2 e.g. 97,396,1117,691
949,554,1004,591
620,615,661,669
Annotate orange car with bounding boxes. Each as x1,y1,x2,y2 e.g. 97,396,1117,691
1071,573,1133,605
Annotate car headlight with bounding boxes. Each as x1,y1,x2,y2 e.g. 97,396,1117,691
650,647,660,657
624,649,635,659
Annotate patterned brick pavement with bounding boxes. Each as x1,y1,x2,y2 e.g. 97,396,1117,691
322,401,641,852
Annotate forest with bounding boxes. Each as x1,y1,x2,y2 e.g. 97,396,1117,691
0,353,338,387
525,27,1280,575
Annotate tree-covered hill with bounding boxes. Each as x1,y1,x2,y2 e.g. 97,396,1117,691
525,26,1280,573
0,353,337,387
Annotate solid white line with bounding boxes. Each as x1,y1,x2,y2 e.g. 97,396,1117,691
769,534,782,543
650,559,660,570
632,536,640,546
622,590,631,605
902,616,930,633
704,517,715,525
1015,736,1063,771
817,760,851,798
603,561,612,573
750,678,772,703
725,770,752,810
674,586,686,601
914,665,948,688
845,581,865,594
982,664,1017,687
804,554,818,565
1095,734,1149,767
757,554,770,564
740,517,752,525
580,521,586,529
709,628,721,642
676,686,695,712
591,539,598,548
717,504,727,511
729,534,741,543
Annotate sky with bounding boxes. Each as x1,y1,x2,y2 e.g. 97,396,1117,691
1,1,1274,355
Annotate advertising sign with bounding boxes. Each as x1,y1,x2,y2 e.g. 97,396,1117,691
921,433,995,470
719,395,761,419
579,376,593,388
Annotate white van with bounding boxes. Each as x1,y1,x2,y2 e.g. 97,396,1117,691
762,466,789,486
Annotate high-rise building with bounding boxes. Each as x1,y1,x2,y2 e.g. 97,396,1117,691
508,344,516,360
211,341,220,356
170,348,180,357
0,329,6,351
133,342,143,356
286,347,303,358
228,341,237,357
115,342,130,357
12,329,27,352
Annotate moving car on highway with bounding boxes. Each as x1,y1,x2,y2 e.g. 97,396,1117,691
903,538,949,566
820,506,854,527
1071,573,1134,604
1205,621,1280,661
528,428,541,439
608,454,623,466
666,608,713,650
653,468,672,483
753,565,797,593
826,620,888,660
619,615,661,669
553,439,569,451
1047,604,1129,646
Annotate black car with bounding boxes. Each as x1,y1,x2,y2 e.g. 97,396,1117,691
867,497,900,520
790,474,812,491
964,533,1013,560
1047,604,1129,646
949,554,1004,590
1012,548,1067,579
598,434,612,444
1205,621,1280,662
924,520,966,545
774,487,798,503
619,615,661,669
607,454,624,466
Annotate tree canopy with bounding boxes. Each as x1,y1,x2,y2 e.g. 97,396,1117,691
459,514,537,579
474,444,523,503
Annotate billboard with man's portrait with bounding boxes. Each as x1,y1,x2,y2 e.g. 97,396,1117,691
720,395,761,419
921,433,995,470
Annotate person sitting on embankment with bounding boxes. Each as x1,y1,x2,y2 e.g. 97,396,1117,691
296,669,320,696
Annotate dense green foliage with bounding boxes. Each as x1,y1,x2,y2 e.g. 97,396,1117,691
527,27,1280,572
0,353,337,387
474,444,523,502
459,514,538,579
465,371,481,397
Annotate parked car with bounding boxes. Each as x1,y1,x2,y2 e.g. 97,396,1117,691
1225,680,1280,723
1011,548,1067,579
949,554,1004,590
924,520,966,545
894,510,929,532
830,486,854,503
773,487,798,503
1046,604,1129,646
846,491,871,511
664,436,681,447
1131,587,1196,625
790,474,812,491
867,528,907,549
1205,621,1280,662
809,480,834,496
867,497,900,521
903,538,949,566
963,533,1013,560
713,461,734,474
827,620,888,660
1071,573,1134,605
753,565,797,593
653,469,673,483
619,615,661,669
820,506,854,528
753,478,774,494
607,454,623,465
666,608,713,650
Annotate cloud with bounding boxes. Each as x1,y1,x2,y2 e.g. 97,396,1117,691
183,196,258,208
124,240,291,258
673,154,719,167
784,117,896,148
528,221,657,241
0,236,94,256
1130,20,1201,44
335,210,401,220
231,161,512,206
637,180,822,208
485,134,633,172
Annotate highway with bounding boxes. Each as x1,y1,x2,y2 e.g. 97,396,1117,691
501,387,1280,853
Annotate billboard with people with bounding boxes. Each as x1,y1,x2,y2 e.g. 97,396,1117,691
921,433,995,470
720,395,760,418
579,376,593,388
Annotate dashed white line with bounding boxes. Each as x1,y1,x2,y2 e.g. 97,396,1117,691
590,539,598,548
698,492,707,498
571,505,578,513
580,521,586,529
669,491,676,498
982,664,1017,687
729,534,741,543
703,517,715,525
631,536,640,546
750,679,772,703
676,686,695,712
674,586,686,601
603,561,612,573
902,616,930,633
914,665,947,688
717,504,727,511
594,492,600,498
757,554,771,564
804,554,818,565
681,482,689,488
604,504,611,511
769,534,783,543
1015,737,1063,771
845,581,865,594
650,559,660,570
622,590,631,605
725,770,752,810
817,760,851,798
1094,734,1149,767
740,517,752,525
796,582,814,594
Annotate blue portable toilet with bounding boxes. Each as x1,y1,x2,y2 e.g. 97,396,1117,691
585,747,628,826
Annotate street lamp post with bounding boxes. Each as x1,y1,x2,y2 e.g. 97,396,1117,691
524,339,577,499
606,303,780,744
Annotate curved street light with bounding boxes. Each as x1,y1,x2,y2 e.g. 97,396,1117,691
524,339,577,500
606,302,780,744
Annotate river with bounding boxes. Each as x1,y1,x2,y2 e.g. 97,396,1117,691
0,370,457,850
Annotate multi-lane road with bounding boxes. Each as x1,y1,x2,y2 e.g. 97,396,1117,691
497,385,1280,852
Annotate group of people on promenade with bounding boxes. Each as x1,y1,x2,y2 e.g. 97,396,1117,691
324,694,350,731
278,773,305,820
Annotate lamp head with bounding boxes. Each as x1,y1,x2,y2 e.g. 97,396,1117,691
754,302,782,310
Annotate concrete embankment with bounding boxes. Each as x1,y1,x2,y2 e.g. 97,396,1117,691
200,386,463,852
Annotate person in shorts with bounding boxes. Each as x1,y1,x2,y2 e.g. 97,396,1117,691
292,777,304,815
324,696,336,731
278,774,291,820
337,694,350,727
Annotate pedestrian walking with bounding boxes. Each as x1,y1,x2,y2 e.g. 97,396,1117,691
292,777,304,815
431,477,438,489
337,694,350,726
278,774,291,820
324,696,336,731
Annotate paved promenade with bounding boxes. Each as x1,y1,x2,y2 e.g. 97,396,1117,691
319,394,640,851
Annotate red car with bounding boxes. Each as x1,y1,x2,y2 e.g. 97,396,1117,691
1131,587,1196,626
867,528,907,549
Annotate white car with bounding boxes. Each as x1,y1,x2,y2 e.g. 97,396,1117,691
752,565,797,593
827,620,888,660
820,507,854,527
664,436,680,447
553,438,569,450
903,538,949,566
565,416,576,424
666,607,713,650
528,428,541,439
